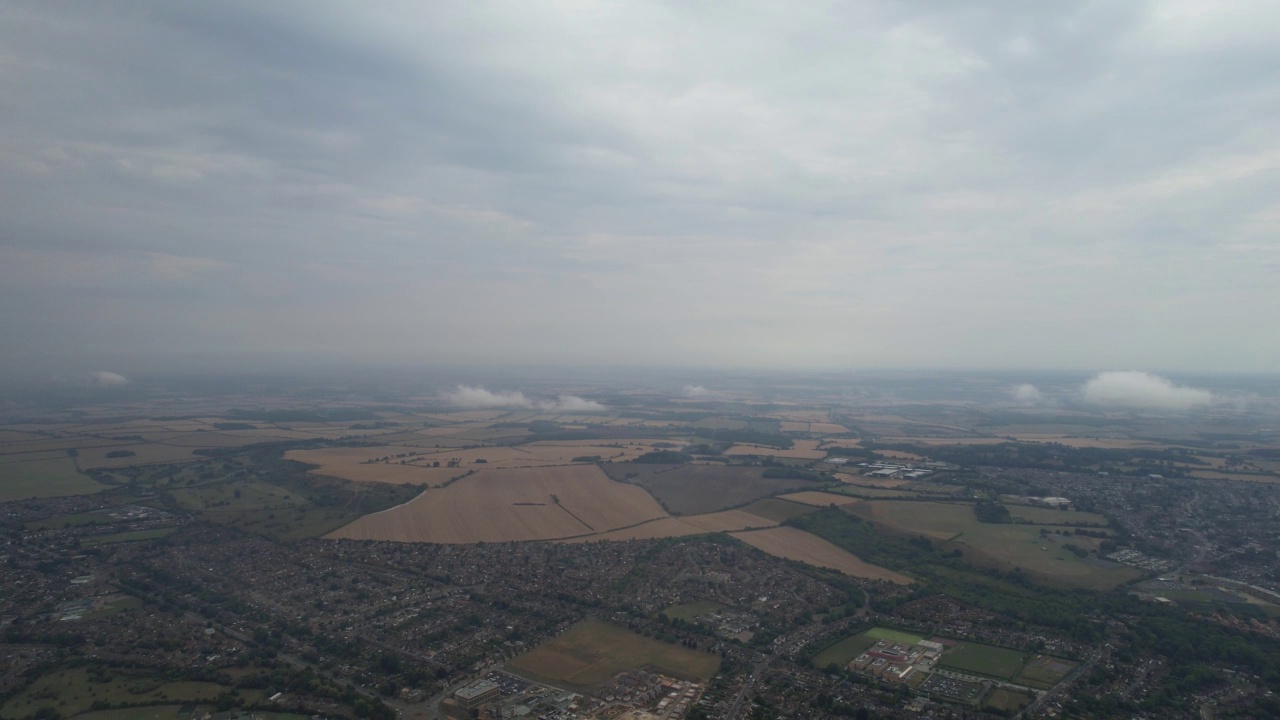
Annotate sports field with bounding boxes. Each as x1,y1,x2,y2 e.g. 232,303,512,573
507,619,719,691
939,642,1027,680
810,627,926,670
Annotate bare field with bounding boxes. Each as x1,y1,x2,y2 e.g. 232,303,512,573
601,463,823,515
724,439,826,459
731,527,911,583
328,465,667,543
778,491,860,507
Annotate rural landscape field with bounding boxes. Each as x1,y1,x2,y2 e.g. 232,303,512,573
4,370,1280,720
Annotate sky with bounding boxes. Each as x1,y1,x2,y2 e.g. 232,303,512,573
2,1,1278,378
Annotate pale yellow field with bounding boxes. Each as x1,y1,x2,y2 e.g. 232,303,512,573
778,491,860,507
731,526,911,583
327,465,668,543
561,509,778,543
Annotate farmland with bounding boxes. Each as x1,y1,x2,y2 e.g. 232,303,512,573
778,490,859,507
327,465,668,542
561,508,779,543
601,463,823,514
506,619,719,691
0,456,103,502
731,526,911,583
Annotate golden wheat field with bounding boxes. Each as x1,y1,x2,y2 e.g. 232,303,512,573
724,439,827,460
560,508,779,543
731,526,911,583
327,465,667,543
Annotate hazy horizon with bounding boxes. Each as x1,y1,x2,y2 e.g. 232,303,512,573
3,2,1279,376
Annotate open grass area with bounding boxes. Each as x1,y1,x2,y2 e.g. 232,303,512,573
0,667,235,720
939,641,1027,680
663,600,726,622
1005,504,1109,526
847,500,1139,590
984,688,1036,714
507,619,719,691
0,456,104,502
863,627,926,645
1014,655,1078,689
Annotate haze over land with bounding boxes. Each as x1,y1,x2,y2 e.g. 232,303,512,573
2,1,1279,381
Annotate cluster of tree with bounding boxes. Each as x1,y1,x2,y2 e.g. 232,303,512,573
973,500,1012,524
631,450,694,464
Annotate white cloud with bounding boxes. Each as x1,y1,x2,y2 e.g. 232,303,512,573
1010,383,1043,405
444,386,605,412
539,395,607,413
445,385,532,409
682,385,716,399
1081,371,1212,411
89,370,128,387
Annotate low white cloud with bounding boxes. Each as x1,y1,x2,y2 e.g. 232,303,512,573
1081,371,1212,411
540,395,607,413
445,385,532,409
445,386,606,413
1010,383,1044,405
89,370,128,387
682,385,717,399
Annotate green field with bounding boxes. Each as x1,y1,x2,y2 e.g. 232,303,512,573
1005,504,1110,526
847,500,1139,590
663,600,726,622
939,641,1027,680
0,456,104,502
984,687,1035,714
1014,654,1078,689
811,626,927,670
0,667,248,720
740,497,817,522
507,619,719,691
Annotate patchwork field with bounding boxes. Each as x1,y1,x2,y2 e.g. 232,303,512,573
507,619,719,691
847,501,1139,589
327,465,668,543
731,527,911,583
602,463,823,515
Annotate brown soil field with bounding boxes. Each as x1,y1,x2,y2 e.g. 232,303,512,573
780,421,810,433
778,491,860,507
327,465,667,543
601,463,823,515
731,526,911,583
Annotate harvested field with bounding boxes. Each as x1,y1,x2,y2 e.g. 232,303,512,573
834,472,909,488
731,527,911,583
507,619,718,691
327,465,667,543
778,491,859,507
723,439,826,460
601,463,823,515
739,498,817,522
562,509,778,543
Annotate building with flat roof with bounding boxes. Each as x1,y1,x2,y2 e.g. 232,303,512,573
455,679,500,709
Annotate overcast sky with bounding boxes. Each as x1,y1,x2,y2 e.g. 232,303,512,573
2,1,1278,377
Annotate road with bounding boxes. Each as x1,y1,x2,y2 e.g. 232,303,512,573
724,656,771,720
